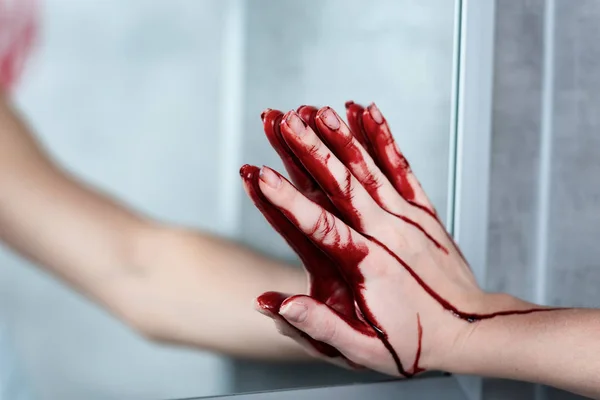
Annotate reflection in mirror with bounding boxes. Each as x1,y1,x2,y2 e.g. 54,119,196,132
0,0,457,399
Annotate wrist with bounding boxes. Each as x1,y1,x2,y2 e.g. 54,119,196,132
434,293,541,374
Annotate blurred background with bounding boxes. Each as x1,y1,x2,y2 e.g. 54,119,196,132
0,0,457,399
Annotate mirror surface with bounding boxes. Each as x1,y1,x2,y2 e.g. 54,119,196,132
1,0,458,399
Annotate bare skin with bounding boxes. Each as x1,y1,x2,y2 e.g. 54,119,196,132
247,103,600,398
0,92,309,360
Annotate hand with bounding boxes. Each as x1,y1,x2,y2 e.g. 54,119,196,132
241,105,361,369
240,102,441,370
242,102,558,377
0,95,309,361
240,102,430,369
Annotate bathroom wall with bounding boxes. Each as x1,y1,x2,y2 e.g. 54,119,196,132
485,1,600,398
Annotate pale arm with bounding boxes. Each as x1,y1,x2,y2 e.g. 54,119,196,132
0,94,308,360
249,103,600,396
443,306,600,398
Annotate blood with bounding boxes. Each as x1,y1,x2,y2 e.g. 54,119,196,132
255,291,344,358
296,105,320,135
261,109,336,213
280,112,365,232
365,234,562,322
360,106,441,222
312,108,448,254
280,107,446,256
389,212,448,254
411,314,425,375
296,207,414,377
361,109,416,204
240,165,372,363
346,102,437,218
246,102,564,379
345,101,375,157
357,102,474,267
251,162,419,377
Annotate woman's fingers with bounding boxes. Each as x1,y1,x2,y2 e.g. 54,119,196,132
361,103,437,218
256,165,375,280
314,107,409,215
344,101,373,156
255,292,364,370
278,110,387,233
261,109,334,212
241,164,363,315
279,295,383,368
254,291,346,359
314,106,449,254
240,164,324,268
296,105,320,134
240,165,349,286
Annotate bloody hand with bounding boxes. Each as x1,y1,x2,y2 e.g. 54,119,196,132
240,102,559,376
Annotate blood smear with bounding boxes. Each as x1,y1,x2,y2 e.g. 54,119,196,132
0,0,38,91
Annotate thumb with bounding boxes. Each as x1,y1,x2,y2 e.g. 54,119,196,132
279,295,377,365
254,291,345,360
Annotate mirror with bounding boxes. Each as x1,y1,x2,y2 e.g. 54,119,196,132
1,0,458,399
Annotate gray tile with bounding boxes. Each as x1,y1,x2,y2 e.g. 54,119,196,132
483,379,536,400
486,0,545,301
548,0,600,307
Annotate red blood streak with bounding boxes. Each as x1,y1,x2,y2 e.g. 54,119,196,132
261,109,335,213
361,108,416,204
279,112,365,232
240,164,369,362
246,103,565,379
345,101,373,155
411,313,425,375
255,291,343,358
312,107,448,254
365,234,562,323
296,105,320,135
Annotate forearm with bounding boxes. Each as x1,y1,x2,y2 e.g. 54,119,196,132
0,95,310,360
0,96,148,306
123,226,310,360
444,303,600,398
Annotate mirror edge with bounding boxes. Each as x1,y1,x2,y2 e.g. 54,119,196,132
451,0,496,399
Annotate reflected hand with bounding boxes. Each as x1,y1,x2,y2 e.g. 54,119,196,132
241,103,554,376
240,105,361,369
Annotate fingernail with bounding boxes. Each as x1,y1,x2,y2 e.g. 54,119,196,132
261,108,272,122
320,107,340,130
368,103,384,124
286,111,307,136
239,164,258,179
259,166,281,189
279,301,308,323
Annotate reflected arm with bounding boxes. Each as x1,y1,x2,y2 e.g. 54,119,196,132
0,93,308,360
